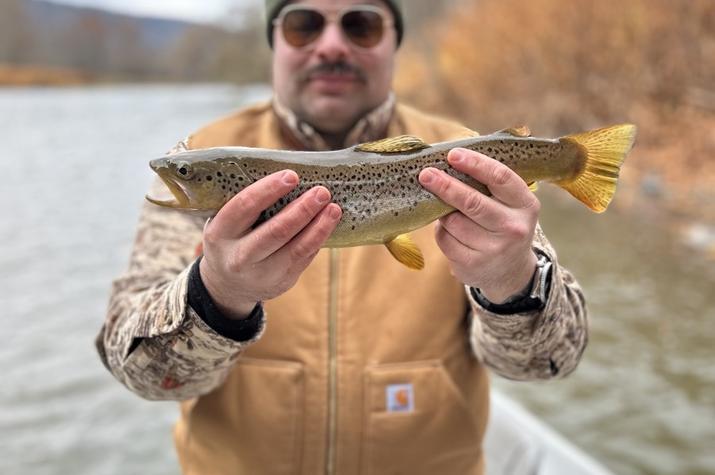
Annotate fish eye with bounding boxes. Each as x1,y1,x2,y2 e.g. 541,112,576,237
175,162,194,179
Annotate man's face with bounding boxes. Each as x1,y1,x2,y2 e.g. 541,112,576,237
272,0,398,135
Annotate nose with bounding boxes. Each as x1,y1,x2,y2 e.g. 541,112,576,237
312,22,350,61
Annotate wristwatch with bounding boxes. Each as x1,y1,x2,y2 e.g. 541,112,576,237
471,251,553,314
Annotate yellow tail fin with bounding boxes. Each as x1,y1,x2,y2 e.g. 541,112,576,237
557,124,636,213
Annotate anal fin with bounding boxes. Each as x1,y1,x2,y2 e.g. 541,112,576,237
385,234,425,270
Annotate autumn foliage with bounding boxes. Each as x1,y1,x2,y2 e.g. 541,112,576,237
0,64,92,86
396,0,715,223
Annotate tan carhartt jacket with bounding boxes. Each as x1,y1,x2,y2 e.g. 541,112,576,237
97,101,588,475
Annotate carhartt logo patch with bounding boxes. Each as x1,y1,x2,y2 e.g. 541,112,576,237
386,384,414,413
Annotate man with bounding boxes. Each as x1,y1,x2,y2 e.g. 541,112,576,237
96,0,588,473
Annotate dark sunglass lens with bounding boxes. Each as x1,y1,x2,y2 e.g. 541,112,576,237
341,10,384,48
282,9,325,47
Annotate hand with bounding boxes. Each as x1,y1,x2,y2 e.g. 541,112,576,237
199,170,342,319
419,148,540,304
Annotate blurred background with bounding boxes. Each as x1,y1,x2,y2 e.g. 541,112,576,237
0,0,713,474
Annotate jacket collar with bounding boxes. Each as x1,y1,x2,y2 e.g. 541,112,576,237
272,93,395,151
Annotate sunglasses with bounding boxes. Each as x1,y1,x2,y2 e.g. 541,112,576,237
273,4,393,49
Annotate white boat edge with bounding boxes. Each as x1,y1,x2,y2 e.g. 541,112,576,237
485,390,614,475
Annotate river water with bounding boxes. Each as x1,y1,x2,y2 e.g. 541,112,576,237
0,85,713,475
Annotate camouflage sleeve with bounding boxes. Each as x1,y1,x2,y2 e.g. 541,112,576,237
95,141,265,401
467,225,588,380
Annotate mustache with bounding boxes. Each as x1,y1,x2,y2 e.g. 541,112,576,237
299,61,368,83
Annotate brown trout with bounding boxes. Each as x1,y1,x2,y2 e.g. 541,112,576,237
146,124,636,269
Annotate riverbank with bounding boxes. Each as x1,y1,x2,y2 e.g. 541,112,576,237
0,64,94,86
613,106,715,258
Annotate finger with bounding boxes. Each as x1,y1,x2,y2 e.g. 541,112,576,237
447,148,537,210
434,221,475,267
419,167,506,232
210,170,300,239
438,211,490,250
241,186,333,262
271,203,342,267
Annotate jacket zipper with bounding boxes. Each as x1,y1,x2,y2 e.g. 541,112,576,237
326,248,340,475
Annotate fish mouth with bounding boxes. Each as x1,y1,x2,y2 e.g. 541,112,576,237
145,168,191,209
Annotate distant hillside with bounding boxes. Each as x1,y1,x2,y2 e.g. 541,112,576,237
0,0,272,82
25,1,192,50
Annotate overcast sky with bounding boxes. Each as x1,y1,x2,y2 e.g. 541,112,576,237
45,0,264,23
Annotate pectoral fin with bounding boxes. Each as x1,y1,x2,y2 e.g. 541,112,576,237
385,234,425,270
356,135,430,154
528,181,539,192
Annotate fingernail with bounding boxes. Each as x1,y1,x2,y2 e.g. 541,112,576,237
282,170,298,186
421,169,435,184
315,188,330,204
329,205,342,220
449,149,465,164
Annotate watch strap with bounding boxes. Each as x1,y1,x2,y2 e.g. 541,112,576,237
471,251,553,315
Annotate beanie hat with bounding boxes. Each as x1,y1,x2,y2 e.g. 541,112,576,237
265,0,404,48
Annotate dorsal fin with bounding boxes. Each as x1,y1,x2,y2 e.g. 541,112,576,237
355,135,430,154
495,126,532,137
